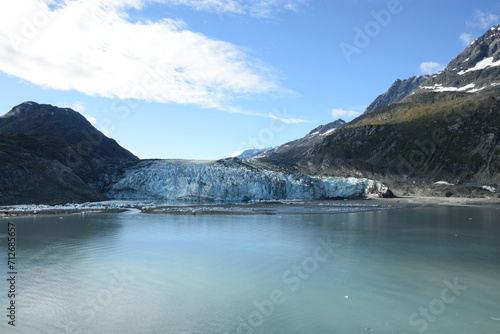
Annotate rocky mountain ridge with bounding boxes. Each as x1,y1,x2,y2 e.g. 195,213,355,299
256,25,500,197
365,25,500,112
365,75,429,113
253,119,346,160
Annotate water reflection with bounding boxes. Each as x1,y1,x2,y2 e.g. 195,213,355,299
0,206,498,334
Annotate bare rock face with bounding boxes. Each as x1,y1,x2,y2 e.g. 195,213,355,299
365,75,429,113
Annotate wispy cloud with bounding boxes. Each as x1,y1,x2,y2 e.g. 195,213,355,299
61,101,86,112
268,112,306,124
459,9,499,46
161,0,308,17
467,9,499,30
331,108,360,119
0,0,289,114
419,62,444,75
459,32,474,47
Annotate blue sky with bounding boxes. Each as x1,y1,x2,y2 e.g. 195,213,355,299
1,0,499,159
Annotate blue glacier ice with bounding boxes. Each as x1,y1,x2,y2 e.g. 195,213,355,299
106,159,390,201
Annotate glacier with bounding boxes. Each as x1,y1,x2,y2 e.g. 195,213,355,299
106,159,390,201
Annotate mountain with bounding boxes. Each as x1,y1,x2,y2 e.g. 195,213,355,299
236,147,273,159
404,26,500,104
256,25,500,197
254,119,346,160
365,75,429,112
3,27,499,203
367,25,500,112
0,102,138,204
0,103,390,205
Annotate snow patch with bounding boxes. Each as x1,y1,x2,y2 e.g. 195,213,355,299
320,128,337,136
482,185,496,193
433,181,454,186
467,86,486,93
458,57,500,75
421,83,475,92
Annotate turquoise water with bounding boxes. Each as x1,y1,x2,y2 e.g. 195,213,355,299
0,206,499,333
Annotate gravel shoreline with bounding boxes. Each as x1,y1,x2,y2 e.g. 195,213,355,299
1,196,498,217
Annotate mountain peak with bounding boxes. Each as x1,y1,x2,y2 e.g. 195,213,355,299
4,101,40,117
398,24,500,101
253,118,347,160
445,24,500,72
307,119,346,136
365,75,429,112
0,101,138,162
366,25,500,111
2,102,95,137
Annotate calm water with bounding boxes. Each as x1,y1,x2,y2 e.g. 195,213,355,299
1,206,499,334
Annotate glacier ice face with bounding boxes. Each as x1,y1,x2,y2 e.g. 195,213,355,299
107,159,389,201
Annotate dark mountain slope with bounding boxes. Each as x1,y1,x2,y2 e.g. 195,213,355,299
0,102,138,204
260,94,499,196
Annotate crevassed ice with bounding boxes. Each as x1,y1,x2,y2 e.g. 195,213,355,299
107,160,388,201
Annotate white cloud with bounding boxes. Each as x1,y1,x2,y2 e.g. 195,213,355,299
468,10,499,30
83,114,97,125
331,109,360,119
0,0,286,114
122,145,144,159
268,112,306,124
419,62,444,75
161,0,308,17
459,10,499,47
459,32,474,46
61,101,85,112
